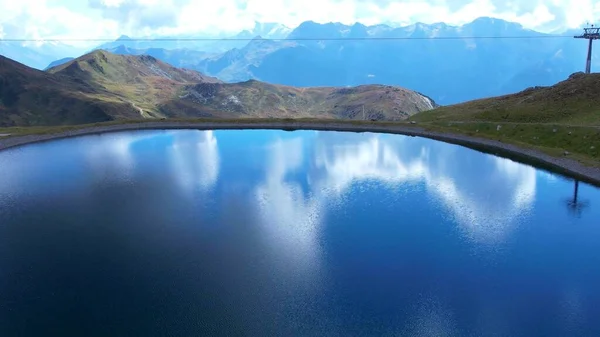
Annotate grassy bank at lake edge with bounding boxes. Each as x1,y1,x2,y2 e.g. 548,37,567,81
1,118,600,186
417,121,600,168
1,118,598,166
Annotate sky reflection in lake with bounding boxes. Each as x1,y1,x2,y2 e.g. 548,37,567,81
0,129,599,337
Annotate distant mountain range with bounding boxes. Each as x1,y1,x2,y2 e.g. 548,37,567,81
92,22,292,53
0,41,85,70
3,17,598,105
2,21,291,71
1,51,435,126
196,18,598,105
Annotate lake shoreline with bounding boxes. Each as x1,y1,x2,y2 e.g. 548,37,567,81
1,120,599,186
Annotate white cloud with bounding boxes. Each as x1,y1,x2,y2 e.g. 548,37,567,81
0,0,598,45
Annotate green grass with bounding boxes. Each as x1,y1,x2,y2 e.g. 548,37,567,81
407,73,600,167
412,73,600,125
418,121,600,167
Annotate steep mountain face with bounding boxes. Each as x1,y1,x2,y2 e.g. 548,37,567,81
194,37,296,82
2,51,436,125
0,55,138,126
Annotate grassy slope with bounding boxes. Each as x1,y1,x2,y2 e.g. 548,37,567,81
47,50,222,117
44,50,437,121
410,72,600,166
0,55,138,126
170,80,436,120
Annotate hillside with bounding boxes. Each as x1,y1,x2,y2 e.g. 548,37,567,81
410,72,600,166
48,50,219,84
47,50,222,118
0,55,138,126
412,72,600,125
1,51,437,125
164,80,436,119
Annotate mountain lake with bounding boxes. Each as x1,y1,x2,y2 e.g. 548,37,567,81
1,129,599,336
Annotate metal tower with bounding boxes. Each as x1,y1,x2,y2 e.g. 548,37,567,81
574,24,600,73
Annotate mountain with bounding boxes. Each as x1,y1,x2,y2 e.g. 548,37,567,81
194,37,296,82
91,22,290,54
234,22,292,40
413,72,600,125
34,17,597,106
96,34,235,51
46,50,221,118
104,45,210,68
0,55,138,126
2,51,436,126
45,57,75,70
45,45,212,71
0,42,85,70
245,17,562,105
0,43,52,70
174,17,596,105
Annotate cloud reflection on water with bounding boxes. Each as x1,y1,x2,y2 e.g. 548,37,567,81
256,131,537,246
82,132,154,181
250,131,539,334
167,130,219,192
254,137,323,282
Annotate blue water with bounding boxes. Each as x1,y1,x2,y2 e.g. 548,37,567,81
1,129,600,337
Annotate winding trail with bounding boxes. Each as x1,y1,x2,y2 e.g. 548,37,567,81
1,120,599,186
130,102,147,118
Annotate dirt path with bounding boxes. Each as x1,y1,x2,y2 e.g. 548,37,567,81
131,102,148,118
1,120,599,186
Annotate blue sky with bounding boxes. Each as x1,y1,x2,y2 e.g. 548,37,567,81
0,0,599,43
